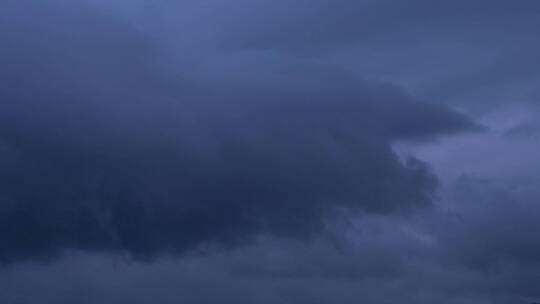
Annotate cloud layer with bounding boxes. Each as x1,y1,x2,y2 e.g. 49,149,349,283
0,0,476,263
2,0,540,303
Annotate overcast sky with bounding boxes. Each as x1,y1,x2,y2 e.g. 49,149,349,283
1,1,540,303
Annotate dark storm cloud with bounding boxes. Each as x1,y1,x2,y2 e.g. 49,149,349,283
0,216,525,304
0,0,477,263
3,0,540,303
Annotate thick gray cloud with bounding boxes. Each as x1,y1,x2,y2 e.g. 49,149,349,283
2,125,532,304
0,0,475,263
2,0,539,303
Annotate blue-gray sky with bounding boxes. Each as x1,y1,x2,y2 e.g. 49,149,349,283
1,0,540,303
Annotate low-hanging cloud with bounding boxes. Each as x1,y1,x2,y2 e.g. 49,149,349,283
0,0,477,263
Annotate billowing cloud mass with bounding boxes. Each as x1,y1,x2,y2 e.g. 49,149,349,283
1,0,540,303
0,0,475,263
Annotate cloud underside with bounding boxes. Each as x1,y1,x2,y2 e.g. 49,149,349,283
0,0,477,263
2,0,540,303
